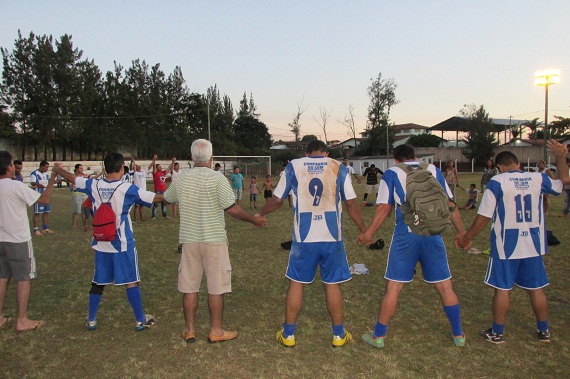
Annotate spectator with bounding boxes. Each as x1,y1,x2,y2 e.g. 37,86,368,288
12,159,24,182
164,139,267,343
229,166,244,206
30,160,55,236
149,155,174,219
480,159,498,192
0,151,56,332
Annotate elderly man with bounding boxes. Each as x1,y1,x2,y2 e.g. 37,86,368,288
0,151,56,332
164,139,267,344
256,140,366,348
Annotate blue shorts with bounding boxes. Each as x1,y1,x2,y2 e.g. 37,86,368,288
92,248,140,285
484,256,549,290
33,203,51,214
386,233,451,283
286,241,351,284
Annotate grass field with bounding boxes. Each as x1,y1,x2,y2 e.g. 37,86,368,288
2,173,570,378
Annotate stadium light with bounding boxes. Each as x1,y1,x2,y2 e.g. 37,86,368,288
535,69,560,161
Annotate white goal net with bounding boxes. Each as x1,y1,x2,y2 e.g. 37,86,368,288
212,156,272,178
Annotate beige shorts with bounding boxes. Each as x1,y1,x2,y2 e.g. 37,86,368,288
365,184,379,194
178,242,231,295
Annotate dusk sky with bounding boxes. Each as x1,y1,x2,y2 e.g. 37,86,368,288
1,0,568,142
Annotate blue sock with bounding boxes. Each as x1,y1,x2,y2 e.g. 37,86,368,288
373,322,388,338
537,320,549,332
283,323,296,337
42,224,48,230
443,304,463,336
88,293,102,321
332,323,345,338
492,321,505,335
126,286,145,323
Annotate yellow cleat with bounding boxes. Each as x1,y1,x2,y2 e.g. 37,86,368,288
332,330,353,347
276,329,296,348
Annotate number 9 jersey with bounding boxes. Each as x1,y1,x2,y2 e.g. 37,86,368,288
273,157,357,243
478,171,562,259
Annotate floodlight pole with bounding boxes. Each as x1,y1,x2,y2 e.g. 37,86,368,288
535,69,560,162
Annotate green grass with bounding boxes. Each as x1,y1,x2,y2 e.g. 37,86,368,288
2,173,570,378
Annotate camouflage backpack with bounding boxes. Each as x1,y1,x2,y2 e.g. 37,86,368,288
396,162,451,236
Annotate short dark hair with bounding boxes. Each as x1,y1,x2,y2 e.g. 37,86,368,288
0,151,13,176
306,140,327,154
495,151,519,166
39,160,49,167
14,159,22,166
104,152,125,174
393,144,415,162
74,163,82,172
214,163,221,168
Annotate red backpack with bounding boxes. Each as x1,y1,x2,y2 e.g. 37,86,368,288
92,182,123,241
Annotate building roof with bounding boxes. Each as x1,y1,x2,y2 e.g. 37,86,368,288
393,123,429,131
429,116,526,133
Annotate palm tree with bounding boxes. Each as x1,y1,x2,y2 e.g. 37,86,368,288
522,118,542,142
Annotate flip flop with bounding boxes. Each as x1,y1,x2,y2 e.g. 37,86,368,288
16,320,45,332
0,317,13,329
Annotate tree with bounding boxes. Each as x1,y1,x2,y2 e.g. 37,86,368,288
460,104,498,165
550,116,570,138
234,92,271,154
313,106,332,144
289,96,308,143
522,118,541,141
407,133,443,147
362,72,398,155
339,105,357,140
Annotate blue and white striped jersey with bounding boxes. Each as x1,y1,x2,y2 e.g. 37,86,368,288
273,156,356,243
75,177,155,253
478,171,562,259
376,162,452,235
30,170,50,194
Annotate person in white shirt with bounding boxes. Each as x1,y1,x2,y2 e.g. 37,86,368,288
30,160,55,236
0,151,57,332
130,158,149,222
459,141,570,344
342,158,361,184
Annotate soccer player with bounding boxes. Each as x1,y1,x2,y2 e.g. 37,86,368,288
30,160,55,236
0,151,56,332
130,158,149,222
256,140,366,348
53,152,165,332
70,164,91,231
361,164,382,205
169,160,181,217
357,143,467,348
458,142,569,344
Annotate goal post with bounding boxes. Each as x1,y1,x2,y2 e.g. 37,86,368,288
212,156,272,177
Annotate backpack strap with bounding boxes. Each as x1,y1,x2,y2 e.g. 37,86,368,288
96,181,123,204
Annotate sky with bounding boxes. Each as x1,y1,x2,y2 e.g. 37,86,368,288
1,0,569,142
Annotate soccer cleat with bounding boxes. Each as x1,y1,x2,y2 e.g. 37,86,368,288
332,330,352,347
362,331,384,349
480,328,505,344
537,329,551,343
135,314,157,331
453,333,466,347
86,318,97,331
276,329,296,348
43,228,55,234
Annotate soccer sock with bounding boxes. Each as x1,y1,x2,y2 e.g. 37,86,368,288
443,304,463,336
363,193,368,202
492,321,505,335
374,322,388,338
332,323,345,338
42,224,48,230
88,293,102,321
126,286,145,323
283,323,296,337
537,320,549,332
33,227,39,231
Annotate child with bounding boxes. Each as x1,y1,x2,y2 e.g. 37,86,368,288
249,176,260,209
263,175,274,203
459,183,480,210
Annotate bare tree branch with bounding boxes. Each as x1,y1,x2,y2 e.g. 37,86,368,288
313,106,332,144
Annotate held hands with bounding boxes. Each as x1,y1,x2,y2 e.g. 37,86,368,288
454,231,472,250
253,213,269,227
356,232,373,246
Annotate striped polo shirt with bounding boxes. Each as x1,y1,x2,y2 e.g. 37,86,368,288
164,167,236,243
